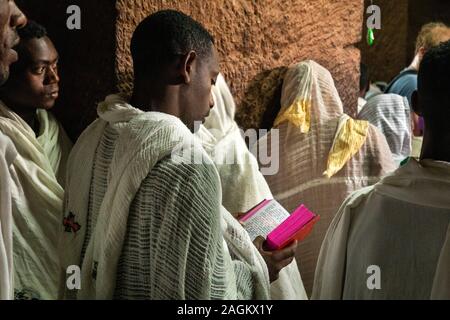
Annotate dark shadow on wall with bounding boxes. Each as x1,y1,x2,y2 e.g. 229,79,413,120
235,66,286,133
16,0,117,142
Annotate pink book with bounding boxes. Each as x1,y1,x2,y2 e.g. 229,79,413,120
239,199,319,251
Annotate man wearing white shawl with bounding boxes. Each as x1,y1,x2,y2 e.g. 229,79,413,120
256,60,396,295
358,94,412,166
62,10,295,300
196,73,308,300
312,41,450,299
0,21,72,299
0,0,26,300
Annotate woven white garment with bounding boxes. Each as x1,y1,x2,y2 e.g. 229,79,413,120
358,94,412,165
313,159,450,299
0,101,71,299
0,133,16,300
256,61,396,295
62,94,270,299
196,74,308,300
431,223,450,299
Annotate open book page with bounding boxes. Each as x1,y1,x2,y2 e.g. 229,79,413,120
241,200,290,241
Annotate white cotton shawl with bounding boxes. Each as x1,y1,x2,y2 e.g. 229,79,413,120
196,74,308,300
62,94,270,299
358,94,412,165
0,133,16,300
0,101,72,299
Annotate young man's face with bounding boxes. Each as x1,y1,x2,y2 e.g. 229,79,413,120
4,36,60,110
182,45,220,132
0,0,26,85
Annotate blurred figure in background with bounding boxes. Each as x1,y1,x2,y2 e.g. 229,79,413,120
313,40,450,300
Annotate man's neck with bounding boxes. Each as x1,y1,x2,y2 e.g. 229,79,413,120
130,84,181,118
420,130,450,163
408,54,421,72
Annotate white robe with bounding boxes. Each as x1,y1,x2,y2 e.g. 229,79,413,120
312,158,450,299
0,101,72,299
196,74,307,300
358,94,412,166
0,133,17,300
256,61,395,295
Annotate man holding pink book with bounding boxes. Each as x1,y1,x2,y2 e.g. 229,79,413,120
61,10,297,300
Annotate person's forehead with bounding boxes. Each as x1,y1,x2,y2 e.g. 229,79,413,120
22,37,58,63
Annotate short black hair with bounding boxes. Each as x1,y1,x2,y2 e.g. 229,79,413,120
9,20,49,73
418,39,450,118
131,10,214,78
17,20,47,41
360,63,369,92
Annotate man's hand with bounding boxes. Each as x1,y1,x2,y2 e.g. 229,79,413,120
234,212,246,221
253,236,298,283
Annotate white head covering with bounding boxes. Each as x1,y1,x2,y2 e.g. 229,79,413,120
0,133,16,300
358,94,411,165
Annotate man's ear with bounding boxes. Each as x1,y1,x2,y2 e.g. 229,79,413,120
180,51,197,84
411,90,422,116
418,47,426,60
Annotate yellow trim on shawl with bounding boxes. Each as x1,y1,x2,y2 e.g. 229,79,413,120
323,116,369,178
273,98,311,133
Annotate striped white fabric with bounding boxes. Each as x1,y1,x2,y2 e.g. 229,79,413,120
358,94,412,165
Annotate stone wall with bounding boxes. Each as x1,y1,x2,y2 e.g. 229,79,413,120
17,1,450,137
116,0,364,130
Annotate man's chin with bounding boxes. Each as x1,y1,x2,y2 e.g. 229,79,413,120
39,102,56,110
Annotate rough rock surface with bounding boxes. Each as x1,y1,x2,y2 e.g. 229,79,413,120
116,0,364,130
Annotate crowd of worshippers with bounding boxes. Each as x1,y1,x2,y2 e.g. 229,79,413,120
0,3,449,300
